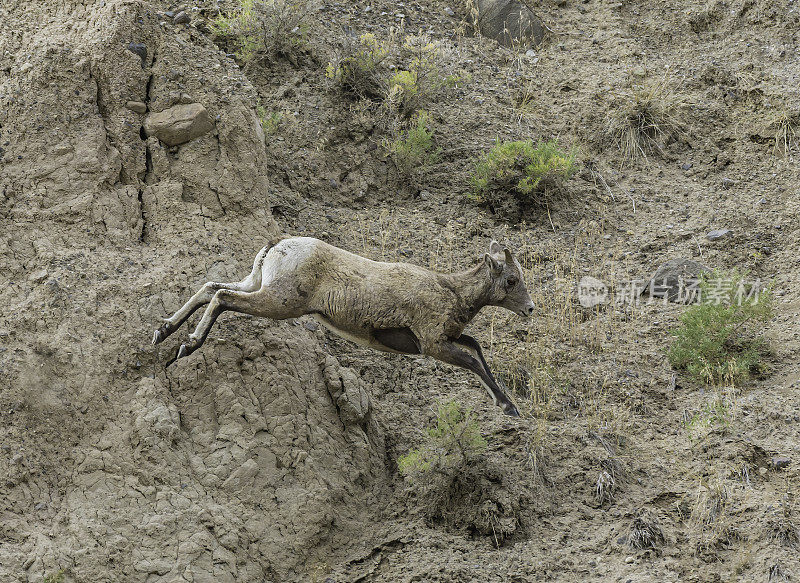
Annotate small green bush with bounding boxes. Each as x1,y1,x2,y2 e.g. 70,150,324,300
398,401,487,477
257,105,283,135
212,0,309,66
668,270,773,385
326,33,465,116
470,139,576,216
325,33,390,100
384,110,440,178
43,571,65,583
384,37,465,117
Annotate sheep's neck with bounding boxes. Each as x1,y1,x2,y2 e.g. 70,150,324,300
447,263,493,324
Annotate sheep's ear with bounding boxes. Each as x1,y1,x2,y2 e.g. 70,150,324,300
489,240,503,255
484,253,502,275
504,248,514,265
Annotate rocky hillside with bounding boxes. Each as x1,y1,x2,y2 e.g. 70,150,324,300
1,0,799,581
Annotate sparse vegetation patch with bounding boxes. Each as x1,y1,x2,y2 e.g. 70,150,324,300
325,32,391,100
211,0,311,66
769,109,799,158
398,401,487,476
398,401,519,543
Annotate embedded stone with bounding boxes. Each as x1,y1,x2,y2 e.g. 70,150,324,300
143,103,214,146
125,101,147,114
643,258,710,303
472,0,544,47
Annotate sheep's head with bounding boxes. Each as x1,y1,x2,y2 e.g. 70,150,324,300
484,241,535,317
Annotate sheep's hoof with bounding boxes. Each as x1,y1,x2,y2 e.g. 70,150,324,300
152,322,172,345
503,402,520,417
177,344,190,359
165,344,190,368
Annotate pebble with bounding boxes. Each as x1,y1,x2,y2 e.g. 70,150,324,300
29,269,48,283
126,42,148,67
721,177,735,189
303,320,318,331
35,502,47,511
681,162,692,170
525,49,537,58
771,457,790,470
126,100,147,114
625,556,634,564
173,11,190,24
419,189,430,199
444,6,455,16
706,229,732,241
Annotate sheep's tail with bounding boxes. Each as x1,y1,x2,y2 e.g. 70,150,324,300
250,235,288,280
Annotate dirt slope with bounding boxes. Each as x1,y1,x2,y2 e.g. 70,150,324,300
1,0,799,582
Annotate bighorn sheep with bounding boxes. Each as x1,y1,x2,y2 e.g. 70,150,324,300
152,237,534,416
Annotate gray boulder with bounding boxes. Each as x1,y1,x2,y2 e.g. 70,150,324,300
471,0,544,47
143,102,214,146
643,258,710,303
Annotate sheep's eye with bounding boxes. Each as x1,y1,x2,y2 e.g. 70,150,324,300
506,276,518,287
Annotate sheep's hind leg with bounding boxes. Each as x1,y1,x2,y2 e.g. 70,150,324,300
153,245,270,345
170,287,299,364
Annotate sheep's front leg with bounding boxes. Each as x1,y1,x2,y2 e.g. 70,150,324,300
428,336,520,417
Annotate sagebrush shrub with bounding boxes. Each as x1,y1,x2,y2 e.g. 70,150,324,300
325,33,390,100
398,401,487,477
470,139,576,216
384,110,440,178
668,270,773,385
211,0,310,65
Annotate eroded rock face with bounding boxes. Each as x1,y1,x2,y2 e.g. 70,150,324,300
0,1,387,581
144,103,215,146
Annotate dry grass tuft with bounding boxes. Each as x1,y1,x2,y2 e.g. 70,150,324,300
604,78,685,164
627,509,665,550
690,478,748,557
769,110,799,159
595,470,616,505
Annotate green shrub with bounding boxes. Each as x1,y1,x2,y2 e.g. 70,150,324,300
384,110,440,178
668,270,773,385
325,33,390,100
398,401,487,477
212,0,310,66
384,37,465,117
43,571,65,583
257,105,283,135
326,33,465,116
470,139,576,216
